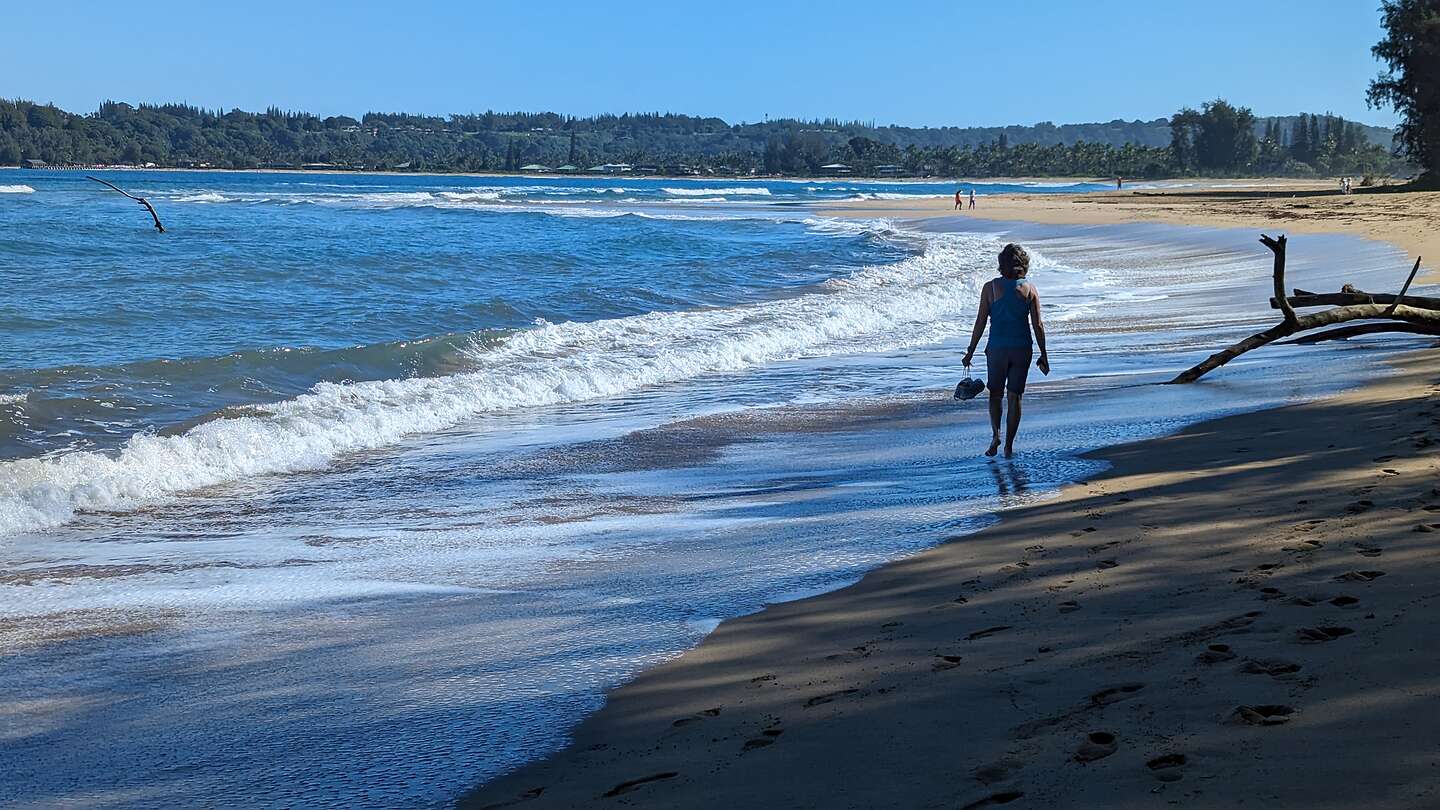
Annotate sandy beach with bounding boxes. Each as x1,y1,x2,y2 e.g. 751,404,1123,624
465,350,1440,809
463,187,1440,808
830,181,1440,282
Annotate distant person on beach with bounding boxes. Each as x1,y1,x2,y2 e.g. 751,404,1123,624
1116,176,1123,190
956,188,964,210
969,188,976,209
962,243,1050,458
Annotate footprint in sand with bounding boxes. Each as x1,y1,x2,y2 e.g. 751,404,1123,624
1283,539,1324,552
1146,753,1187,782
803,688,860,708
1074,731,1118,762
1096,559,1118,570
1258,587,1284,600
967,626,1012,641
1373,455,1397,463
1090,683,1145,706
1356,544,1384,558
1334,570,1385,583
933,654,964,671
741,727,784,752
1329,595,1360,608
1058,600,1082,613
1284,595,1318,607
1295,626,1354,643
1346,499,1375,514
1414,523,1440,533
600,772,679,798
1196,644,1236,664
1228,705,1296,726
1239,658,1303,678
671,707,723,727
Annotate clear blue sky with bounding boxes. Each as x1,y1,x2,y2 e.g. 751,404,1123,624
4,0,1398,127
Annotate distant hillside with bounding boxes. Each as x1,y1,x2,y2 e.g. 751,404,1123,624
0,98,1403,178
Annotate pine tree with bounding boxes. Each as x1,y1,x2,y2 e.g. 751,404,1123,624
1291,114,1311,163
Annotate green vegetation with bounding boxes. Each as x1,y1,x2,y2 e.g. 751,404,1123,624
1171,101,1392,177
1369,0,1440,183
0,98,1405,178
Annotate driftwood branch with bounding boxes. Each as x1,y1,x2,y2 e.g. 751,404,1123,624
1287,323,1440,344
1385,257,1423,316
1171,235,1438,383
1270,291,1440,310
1172,303,1440,384
1262,234,1297,327
86,175,165,233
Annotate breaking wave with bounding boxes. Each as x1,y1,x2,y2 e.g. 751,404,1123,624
662,187,773,196
0,230,997,536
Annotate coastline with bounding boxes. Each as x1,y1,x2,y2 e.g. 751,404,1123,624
460,191,1440,807
464,348,1440,809
826,183,1440,282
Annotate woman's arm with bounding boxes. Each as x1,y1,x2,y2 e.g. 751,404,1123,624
961,281,991,368
1029,287,1050,375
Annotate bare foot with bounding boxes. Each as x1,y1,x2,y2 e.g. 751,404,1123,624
985,436,1001,457
1004,445,1015,459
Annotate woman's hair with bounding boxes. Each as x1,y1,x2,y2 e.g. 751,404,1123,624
998,243,1031,279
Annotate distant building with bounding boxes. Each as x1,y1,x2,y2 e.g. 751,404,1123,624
22,159,47,168
820,163,852,175
875,164,907,176
586,163,632,174
554,164,580,173
519,164,551,172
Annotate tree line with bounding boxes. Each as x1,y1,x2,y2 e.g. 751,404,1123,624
0,97,1407,178
1170,101,1396,177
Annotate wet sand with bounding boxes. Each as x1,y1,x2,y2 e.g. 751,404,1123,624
464,349,1440,808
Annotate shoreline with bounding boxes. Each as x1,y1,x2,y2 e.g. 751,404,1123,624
461,192,1440,807
464,348,1440,808
825,183,1440,282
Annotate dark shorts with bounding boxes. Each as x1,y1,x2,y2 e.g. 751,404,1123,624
985,346,1033,396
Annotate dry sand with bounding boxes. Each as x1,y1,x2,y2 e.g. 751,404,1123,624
830,182,1440,283
462,186,1440,808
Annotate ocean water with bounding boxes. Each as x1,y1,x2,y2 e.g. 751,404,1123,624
0,170,1423,808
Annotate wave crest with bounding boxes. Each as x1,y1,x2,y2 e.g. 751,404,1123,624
0,229,995,536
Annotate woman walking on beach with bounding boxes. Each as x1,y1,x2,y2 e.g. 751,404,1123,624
962,243,1049,458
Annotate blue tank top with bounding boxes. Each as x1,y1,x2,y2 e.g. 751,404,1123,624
986,277,1033,349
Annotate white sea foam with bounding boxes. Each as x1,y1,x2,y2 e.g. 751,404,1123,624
0,184,36,194
437,190,504,202
0,393,26,405
0,229,996,536
662,187,773,197
174,192,229,203
849,192,947,200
